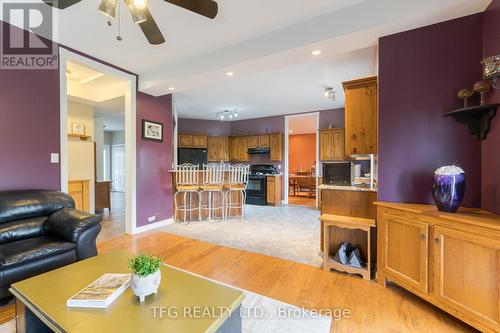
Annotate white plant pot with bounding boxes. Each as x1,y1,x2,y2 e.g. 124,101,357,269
131,269,161,302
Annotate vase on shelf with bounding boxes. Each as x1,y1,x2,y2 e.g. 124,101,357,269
432,166,466,213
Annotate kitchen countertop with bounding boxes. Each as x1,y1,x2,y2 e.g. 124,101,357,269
318,184,378,193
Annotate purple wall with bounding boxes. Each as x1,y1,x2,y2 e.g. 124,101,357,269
230,115,285,136
319,108,345,129
0,21,60,191
378,14,484,208
136,93,174,227
482,0,500,214
179,118,231,136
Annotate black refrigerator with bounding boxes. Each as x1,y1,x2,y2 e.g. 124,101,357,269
178,148,208,168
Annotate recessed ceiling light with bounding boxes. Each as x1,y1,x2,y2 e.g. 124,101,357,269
225,71,234,77
312,49,322,56
168,87,175,91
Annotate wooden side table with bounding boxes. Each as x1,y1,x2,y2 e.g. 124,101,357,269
321,214,376,280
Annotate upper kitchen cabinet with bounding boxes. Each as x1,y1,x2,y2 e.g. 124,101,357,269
343,76,378,156
229,136,250,162
270,134,283,162
319,128,345,161
179,134,208,148
207,136,229,162
258,135,270,148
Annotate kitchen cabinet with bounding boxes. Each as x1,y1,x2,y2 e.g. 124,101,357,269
68,180,90,212
178,134,208,148
247,136,258,148
319,128,345,161
269,134,283,162
266,175,282,206
229,136,249,162
258,135,270,148
343,76,377,157
376,202,500,333
207,137,229,162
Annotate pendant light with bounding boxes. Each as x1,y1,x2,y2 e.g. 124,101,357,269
98,0,118,18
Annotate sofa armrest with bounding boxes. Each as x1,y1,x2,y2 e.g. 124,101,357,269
45,208,101,243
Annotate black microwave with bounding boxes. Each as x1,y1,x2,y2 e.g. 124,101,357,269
323,162,353,186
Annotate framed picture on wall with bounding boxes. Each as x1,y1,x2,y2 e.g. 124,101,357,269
72,122,86,136
142,119,163,142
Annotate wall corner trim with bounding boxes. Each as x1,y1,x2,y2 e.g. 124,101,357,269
130,217,174,235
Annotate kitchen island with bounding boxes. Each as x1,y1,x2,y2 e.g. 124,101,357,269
319,184,378,270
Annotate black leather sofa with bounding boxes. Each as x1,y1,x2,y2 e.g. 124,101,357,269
0,190,102,303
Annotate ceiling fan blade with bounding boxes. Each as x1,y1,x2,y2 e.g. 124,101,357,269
41,0,82,9
165,0,218,19
137,8,166,45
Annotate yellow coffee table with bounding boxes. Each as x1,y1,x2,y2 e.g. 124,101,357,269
10,252,244,333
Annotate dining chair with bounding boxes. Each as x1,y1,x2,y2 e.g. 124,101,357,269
174,163,200,222
224,164,249,219
199,163,226,221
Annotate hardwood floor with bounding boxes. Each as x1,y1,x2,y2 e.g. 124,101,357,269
288,194,317,207
0,231,477,332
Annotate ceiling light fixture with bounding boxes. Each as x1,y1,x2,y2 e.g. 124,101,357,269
312,49,322,56
126,0,147,24
217,109,238,121
133,0,147,9
98,0,118,18
225,71,234,77
324,87,336,101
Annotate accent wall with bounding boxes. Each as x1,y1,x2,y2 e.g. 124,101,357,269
289,134,316,173
378,13,484,208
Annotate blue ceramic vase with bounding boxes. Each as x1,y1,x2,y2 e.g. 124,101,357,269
432,173,466,213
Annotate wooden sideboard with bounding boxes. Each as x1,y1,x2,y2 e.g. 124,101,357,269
376,202,500,333
68,180,90,212
95,181,112,212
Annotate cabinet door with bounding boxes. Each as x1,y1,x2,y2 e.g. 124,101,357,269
344,77,377,156
267,177,275,204
384,214,429,294
332,129,345,160
270,134,282,161
207,137,219,161
319,131,333,161
247,136,258,148
228,137,237,161
179,135,193,148
192,135,207,148
237,137,249,161
433,226,500,330
258,135,270,148
219,137,229,161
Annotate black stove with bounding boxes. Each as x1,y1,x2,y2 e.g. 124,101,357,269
246,164,279,206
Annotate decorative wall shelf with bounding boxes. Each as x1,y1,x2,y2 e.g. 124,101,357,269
68,133,92,141
445,104,498,140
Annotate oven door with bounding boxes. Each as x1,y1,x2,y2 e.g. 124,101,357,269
246,175,267,206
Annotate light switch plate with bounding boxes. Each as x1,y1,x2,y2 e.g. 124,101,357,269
50,153,59,164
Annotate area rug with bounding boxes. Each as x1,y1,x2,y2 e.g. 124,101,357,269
0,263,332,333
161,204,324,267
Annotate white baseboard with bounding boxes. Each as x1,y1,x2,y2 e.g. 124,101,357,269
130,217,174,235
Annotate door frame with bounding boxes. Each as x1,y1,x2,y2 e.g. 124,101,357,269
59,48,138,234
284,112,320,206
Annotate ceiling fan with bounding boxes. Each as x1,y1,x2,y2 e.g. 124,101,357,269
41,0,219,45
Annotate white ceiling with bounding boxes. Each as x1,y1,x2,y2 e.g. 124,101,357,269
69,95,125,131
175,46,376,120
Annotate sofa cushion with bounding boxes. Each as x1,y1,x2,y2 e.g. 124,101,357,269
0,236,76,269
0,216,47,245
0,190,75,224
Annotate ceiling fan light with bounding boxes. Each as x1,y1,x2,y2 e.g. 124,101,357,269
133,0,147,10
98,0,118,18
126,0,147,24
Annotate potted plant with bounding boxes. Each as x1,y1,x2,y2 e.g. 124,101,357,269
128,253,162,302
432,165,466,213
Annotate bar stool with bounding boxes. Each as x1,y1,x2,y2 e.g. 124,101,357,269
174,163,200,223
224,164,249,220
199,163,226,221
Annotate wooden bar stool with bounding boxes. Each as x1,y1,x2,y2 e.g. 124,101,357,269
174,163,200,223
321,214,376,280
224,164,249,220
199,163,226,221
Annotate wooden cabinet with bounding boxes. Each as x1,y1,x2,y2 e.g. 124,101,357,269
258,135,270,148
343,76,377,156
319,128,345,161
383,213,429,294
68,180,90,212
266,175,282,206
208,137,229,162
178,134,208,148
95,181,111,211
247,136,258,148
229,136,249,162
377,202,500,333
433,226,500,330
269,134,283,162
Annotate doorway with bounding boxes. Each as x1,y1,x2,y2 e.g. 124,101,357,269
59,48,137,236
112,145,126,192
284,113,319,207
